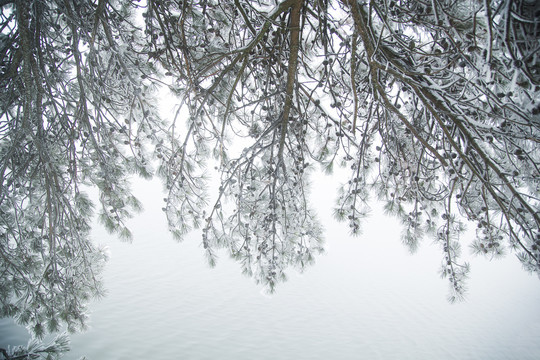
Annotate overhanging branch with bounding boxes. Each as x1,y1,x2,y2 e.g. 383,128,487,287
278,0,303,162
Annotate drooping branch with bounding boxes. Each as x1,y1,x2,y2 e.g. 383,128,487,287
345,0,447,166
278,0,303,162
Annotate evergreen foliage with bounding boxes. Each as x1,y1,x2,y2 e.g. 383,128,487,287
1,0,539,352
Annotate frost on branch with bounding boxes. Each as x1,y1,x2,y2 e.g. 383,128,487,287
0,0,168,344
147,0,540,299
2,5,540,351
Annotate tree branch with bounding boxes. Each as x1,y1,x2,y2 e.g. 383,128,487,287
278,0,303,162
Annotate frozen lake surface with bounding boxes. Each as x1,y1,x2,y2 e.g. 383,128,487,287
2,175,540,359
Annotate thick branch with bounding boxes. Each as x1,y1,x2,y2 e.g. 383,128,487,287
278,0,303,161
345,0,447,166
